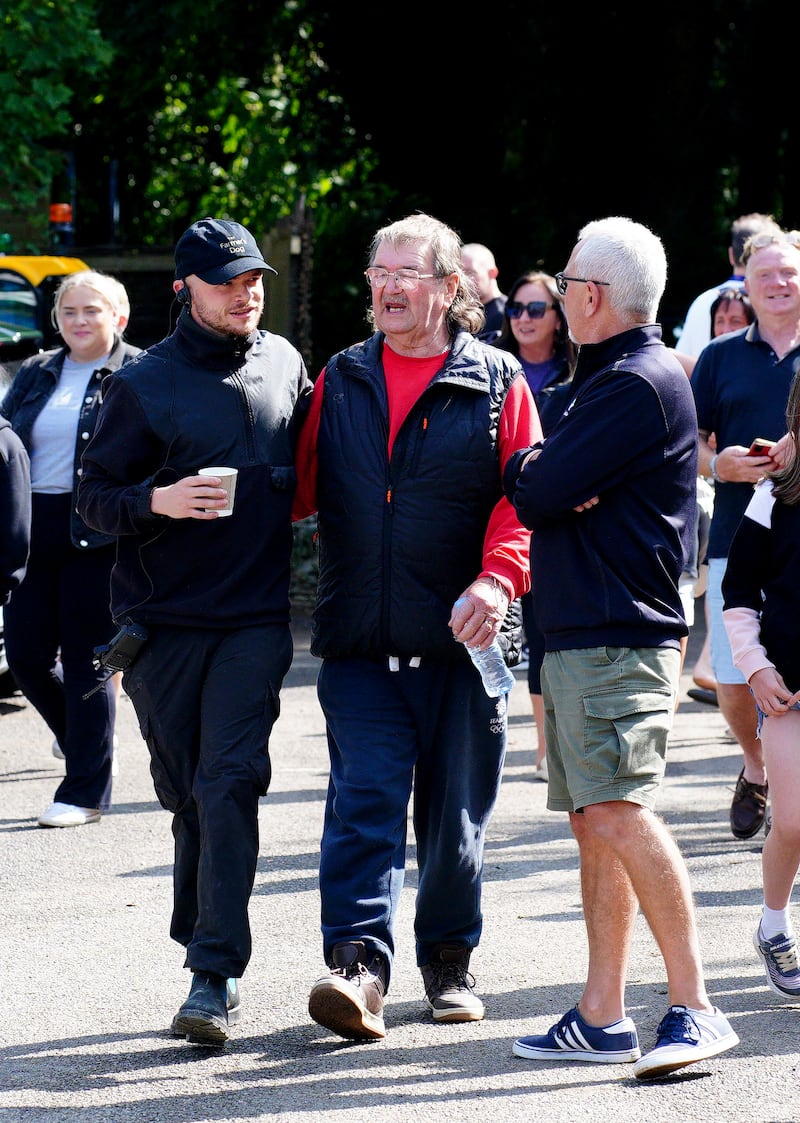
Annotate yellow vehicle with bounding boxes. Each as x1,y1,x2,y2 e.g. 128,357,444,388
0,254,89,376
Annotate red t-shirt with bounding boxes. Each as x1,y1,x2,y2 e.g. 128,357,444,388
293,340,541,598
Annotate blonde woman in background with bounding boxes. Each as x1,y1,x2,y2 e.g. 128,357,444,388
0,271,140,827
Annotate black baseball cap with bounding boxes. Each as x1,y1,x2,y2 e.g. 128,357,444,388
174,218,277,284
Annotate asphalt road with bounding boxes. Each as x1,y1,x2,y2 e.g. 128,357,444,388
1,610,796,1123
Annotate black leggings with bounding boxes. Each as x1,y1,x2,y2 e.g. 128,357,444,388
4,493,116,811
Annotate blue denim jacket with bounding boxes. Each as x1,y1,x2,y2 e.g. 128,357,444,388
0,337,140,548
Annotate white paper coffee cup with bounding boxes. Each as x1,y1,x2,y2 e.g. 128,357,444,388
199,466,238,517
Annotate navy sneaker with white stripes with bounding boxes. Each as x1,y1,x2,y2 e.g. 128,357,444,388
754,926,800,999
512,1005,640,1063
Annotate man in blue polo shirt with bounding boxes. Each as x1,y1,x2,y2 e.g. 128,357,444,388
677,212,780,356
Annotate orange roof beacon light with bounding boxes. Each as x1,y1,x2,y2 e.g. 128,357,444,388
49,202,75,248
49,203,73,224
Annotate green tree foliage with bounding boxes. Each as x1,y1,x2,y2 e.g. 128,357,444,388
2,1,389,254
0,0,113,236
142,37,378,240
65,0,391,252
6,0,796,367
0,0,394,363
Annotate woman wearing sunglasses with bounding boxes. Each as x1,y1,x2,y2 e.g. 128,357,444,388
494,272,576,781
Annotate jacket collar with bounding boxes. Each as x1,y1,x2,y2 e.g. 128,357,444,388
174,308,258,370
572,324,663,389
344,329,493,393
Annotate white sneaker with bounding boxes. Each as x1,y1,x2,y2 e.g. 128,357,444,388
52,734,119,775
37,801,101,828
534,757,548,782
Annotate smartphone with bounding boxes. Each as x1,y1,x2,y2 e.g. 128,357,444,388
747,437,776,457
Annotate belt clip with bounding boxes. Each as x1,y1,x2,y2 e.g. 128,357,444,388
409,656,421,668
389,656,400,672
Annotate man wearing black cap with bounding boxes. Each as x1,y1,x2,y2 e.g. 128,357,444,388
77,218,312,1045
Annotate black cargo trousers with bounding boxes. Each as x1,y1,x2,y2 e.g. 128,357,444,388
122,621,293,979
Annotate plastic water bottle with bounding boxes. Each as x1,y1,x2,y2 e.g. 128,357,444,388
466,638,515,697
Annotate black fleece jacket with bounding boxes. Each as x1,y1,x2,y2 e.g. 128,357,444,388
77,310,312,628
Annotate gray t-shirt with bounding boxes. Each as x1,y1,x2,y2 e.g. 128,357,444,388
30,357,107,492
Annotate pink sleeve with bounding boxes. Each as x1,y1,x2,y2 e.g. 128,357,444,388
722,605,775,683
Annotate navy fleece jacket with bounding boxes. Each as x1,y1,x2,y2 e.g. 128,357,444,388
503,325,697,651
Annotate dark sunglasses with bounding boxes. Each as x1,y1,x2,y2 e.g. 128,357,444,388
506,300,556,320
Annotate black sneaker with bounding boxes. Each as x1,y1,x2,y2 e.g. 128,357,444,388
308,941,386,1039
171,972,240,1045
420,943,484,1022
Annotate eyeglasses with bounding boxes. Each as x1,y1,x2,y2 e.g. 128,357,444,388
554,272,611,296
364,268,442,291
506,300,556,320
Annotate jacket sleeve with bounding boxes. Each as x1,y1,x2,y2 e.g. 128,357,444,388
480,374,541,599
0,359,35,427
291,368,325,521
690,347,715,435
723,605,773,683
720,481,774,682
721,482,773,611
0,432,31,603
77,376,171,536
503,368,666,530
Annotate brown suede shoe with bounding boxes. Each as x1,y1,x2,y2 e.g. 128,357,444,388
308,941,386,1040
730,768,768,840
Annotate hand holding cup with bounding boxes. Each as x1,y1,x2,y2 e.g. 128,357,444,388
198,466,238,517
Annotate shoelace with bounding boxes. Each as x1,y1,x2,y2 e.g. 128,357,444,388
656,1008,699,1045
332,958,385,993
333,960,370,982
733,776,768,804
429,962,476,992
553,1010,579,1044
768,937,799,973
